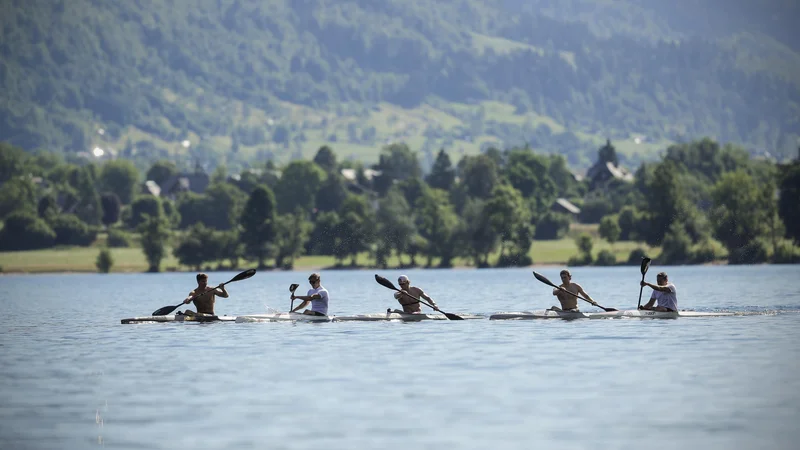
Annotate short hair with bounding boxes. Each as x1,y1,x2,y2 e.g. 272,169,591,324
196,273,208,282
560,269,571,278
308,273,320,282
656,272,668,280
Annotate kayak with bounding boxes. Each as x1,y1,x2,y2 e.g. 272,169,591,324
120,313,237,324
489,309,736,320
236,311,484,323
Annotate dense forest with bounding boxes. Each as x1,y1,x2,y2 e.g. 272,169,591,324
1,137,797,272
1,0,798,171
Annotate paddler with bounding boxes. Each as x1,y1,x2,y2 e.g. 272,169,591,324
291,272,330,316
639,272,677,312
182,273,229,315
393,275,438,314
551,269,598,311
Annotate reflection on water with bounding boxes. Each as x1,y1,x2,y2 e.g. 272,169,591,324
0,265,798,449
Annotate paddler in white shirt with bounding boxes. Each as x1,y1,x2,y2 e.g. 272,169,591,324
393,275,439,314
551,269,598,311
639,271,678,312
291,272,330,316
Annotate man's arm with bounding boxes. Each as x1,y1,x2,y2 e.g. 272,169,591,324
419,291,438,309
214,284,229,298
575,284,597,305
291,300,310,312
641,281,671,293
183,290,195,304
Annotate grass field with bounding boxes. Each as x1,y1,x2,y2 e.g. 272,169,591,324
0,236,659,274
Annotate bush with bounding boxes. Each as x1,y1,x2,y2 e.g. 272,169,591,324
496,253,533,267
728,240,769,264
96,248,113,273
534,212,571,240
594,249,617,266
107,229,132,248
0,212,56,250
771,240,799,264
50,214,97,246
627,248,649,265
567,254,592,266
691,239,721,263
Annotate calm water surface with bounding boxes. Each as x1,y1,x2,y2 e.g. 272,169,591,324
1,265,799,449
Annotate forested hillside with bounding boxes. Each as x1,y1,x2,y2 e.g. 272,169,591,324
1,0,798,170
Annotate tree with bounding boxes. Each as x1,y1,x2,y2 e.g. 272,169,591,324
0,212,56,250
376,188,415,265
173,223,220,270
273,160,326,215
203,182,244,230
96,248,113,273
315,173,348,212
0,143,29,184
778,162,800,245
67,166,102,225
416,188,459,267
372,143,421,195
274,210,312,269
51,214,97,246
641,160,687,245
0,177,37,220
308,211,341,256
426,149,455,191
710,170,773,256
100,192,121,227
99,160,140,204
484,184,530,259
599,215,621,245
460,198,498,267
459,154,499,199
240,185,277,268
504,148,557,216
127,196,163,228
313,146,338,173
138,214,171,273
336,195,375,266
146,160,178,186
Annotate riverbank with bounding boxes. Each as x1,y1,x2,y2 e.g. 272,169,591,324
0,238,655,274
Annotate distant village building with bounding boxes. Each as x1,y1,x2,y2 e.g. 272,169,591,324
585,161,634,191
551,198,581,217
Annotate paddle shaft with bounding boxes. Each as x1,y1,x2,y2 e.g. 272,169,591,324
637,258,652,310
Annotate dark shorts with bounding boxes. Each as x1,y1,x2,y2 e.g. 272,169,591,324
307,310,326,316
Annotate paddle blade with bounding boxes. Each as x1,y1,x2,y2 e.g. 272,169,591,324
152,303,181,316
375,274,399,291
444,312,465,320
640,257,651,275
532,271,557,288
228,268,257,284
289,283,299,293
601,306,618,312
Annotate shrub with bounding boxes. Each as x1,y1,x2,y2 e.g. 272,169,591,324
771,239,799,264
594,249,617,266
107,229,131,248
50,214,97,246
96,248,113,273
627,248,649,265
0,212,56,250
534,212,571,240
728,240,769,264
691,239,721,263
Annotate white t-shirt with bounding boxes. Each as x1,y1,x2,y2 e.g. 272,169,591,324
308,286,329,315
652,283,677,311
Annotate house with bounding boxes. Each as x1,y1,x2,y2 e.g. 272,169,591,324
585,161,634,191
551,198,581,217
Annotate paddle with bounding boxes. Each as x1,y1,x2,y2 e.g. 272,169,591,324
636,256,652,310
289,283,300,312
374,274,464,320
532,271,618,312
151,269,257,316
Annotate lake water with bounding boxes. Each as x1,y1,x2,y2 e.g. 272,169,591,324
1,265,799,449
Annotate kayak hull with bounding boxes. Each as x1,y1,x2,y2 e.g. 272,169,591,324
489,309,736,320
121,313,236,324
235,312,483,323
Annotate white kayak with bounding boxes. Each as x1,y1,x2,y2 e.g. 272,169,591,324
489,309,736,320
236,311,484,323
121,313,237,324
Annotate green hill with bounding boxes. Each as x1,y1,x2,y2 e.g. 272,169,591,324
1,0,798,171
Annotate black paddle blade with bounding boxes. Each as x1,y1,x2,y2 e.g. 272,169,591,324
152,303,181,316
228,268,257,283
444,312,465,320
640,257,651,275
601,307,618,312
532,271,557,288
289,283,299,293
375,274,399,291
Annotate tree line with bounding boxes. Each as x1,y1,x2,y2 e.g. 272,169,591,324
0,138,797,272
